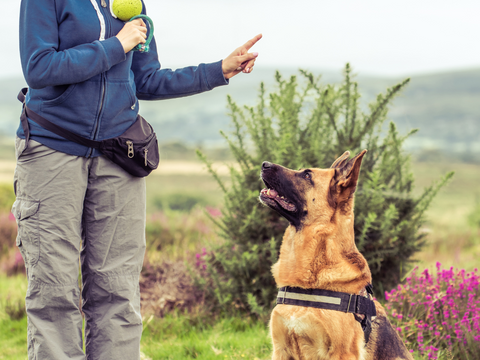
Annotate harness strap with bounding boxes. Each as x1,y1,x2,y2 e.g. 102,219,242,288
18,88,102,149
276,285,376,343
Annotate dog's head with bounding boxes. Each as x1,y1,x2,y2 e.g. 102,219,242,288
259,150,367,229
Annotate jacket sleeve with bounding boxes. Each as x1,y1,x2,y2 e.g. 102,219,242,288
20,0,126,89
131,3,229,101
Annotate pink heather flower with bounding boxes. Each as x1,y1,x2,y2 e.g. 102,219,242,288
385,264,480,358
205,206,222,217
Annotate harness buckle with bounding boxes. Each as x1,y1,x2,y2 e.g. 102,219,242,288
283,286,288,304
346,293,353,313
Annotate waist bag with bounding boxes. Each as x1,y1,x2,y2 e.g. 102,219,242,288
18,88,159,177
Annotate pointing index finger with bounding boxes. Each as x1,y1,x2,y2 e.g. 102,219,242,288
242,33,263,50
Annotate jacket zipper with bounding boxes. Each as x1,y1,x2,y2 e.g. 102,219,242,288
88,0,108,157
87,74,105,157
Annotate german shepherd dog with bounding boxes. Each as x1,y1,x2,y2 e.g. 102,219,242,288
259,150,413,360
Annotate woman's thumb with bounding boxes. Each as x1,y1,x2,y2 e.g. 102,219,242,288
239,52,259,64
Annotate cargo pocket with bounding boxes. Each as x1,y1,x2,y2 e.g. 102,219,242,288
11,198,40,266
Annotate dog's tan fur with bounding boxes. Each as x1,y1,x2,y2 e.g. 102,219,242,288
260,150,413,360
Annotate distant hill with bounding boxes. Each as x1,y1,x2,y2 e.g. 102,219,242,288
1,66,479,153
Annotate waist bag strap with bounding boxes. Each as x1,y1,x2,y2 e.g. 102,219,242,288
18,87,101,150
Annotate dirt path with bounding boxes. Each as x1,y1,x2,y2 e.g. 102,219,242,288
155,160,234,176
0,160,234,183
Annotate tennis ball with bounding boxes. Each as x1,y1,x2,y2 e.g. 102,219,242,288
112,0,143,21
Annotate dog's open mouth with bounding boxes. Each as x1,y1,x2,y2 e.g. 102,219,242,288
260,188,297,212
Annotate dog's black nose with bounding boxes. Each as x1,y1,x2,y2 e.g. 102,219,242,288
262,161,273,169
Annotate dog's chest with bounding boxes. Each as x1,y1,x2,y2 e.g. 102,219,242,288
283,314,311,334
274,308,367,360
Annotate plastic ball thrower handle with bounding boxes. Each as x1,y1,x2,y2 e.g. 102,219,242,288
129,15,154,52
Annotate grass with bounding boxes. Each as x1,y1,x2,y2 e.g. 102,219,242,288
141,314,271,360
0,275,271,360
0,274,27,360
0,316,27,360
410,161,480,272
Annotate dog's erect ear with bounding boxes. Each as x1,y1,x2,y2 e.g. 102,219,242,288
330,151,351,169
336,150,367,190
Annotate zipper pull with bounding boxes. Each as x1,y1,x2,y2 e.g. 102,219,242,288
144,149,148,166
126,141,134,158
101,0,107,8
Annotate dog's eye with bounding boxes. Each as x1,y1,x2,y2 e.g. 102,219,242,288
303,172,311,180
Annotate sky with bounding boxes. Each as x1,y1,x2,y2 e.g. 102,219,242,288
2,0,479,79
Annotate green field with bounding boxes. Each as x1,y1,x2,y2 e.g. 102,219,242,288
1,157,479,359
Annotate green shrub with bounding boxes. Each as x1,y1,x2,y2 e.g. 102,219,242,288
197,65,453,317
4,296,25,321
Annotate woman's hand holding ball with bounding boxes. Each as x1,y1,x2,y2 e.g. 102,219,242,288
113,0,147,53
116,19,147,53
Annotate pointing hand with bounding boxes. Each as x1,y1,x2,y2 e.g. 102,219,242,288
222,34,262,79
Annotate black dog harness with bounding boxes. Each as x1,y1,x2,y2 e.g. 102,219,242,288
276,284,376,343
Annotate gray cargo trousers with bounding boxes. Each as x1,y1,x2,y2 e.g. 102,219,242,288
12,138,146,360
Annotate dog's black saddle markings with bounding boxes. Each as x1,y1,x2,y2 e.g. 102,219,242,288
276,284,376,343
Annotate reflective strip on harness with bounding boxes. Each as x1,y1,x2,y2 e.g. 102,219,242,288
277,290,341,305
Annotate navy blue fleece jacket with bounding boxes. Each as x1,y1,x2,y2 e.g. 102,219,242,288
19,0,228,157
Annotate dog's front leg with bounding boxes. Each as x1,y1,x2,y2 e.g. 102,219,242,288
270,310,295,360
271,348,292,360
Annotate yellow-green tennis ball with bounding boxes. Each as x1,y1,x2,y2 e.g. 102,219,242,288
112,0,143,21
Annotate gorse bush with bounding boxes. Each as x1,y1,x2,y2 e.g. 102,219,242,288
197,65,452,317
385,264,480,360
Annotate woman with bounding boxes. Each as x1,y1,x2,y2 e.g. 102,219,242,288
14,0,261,359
